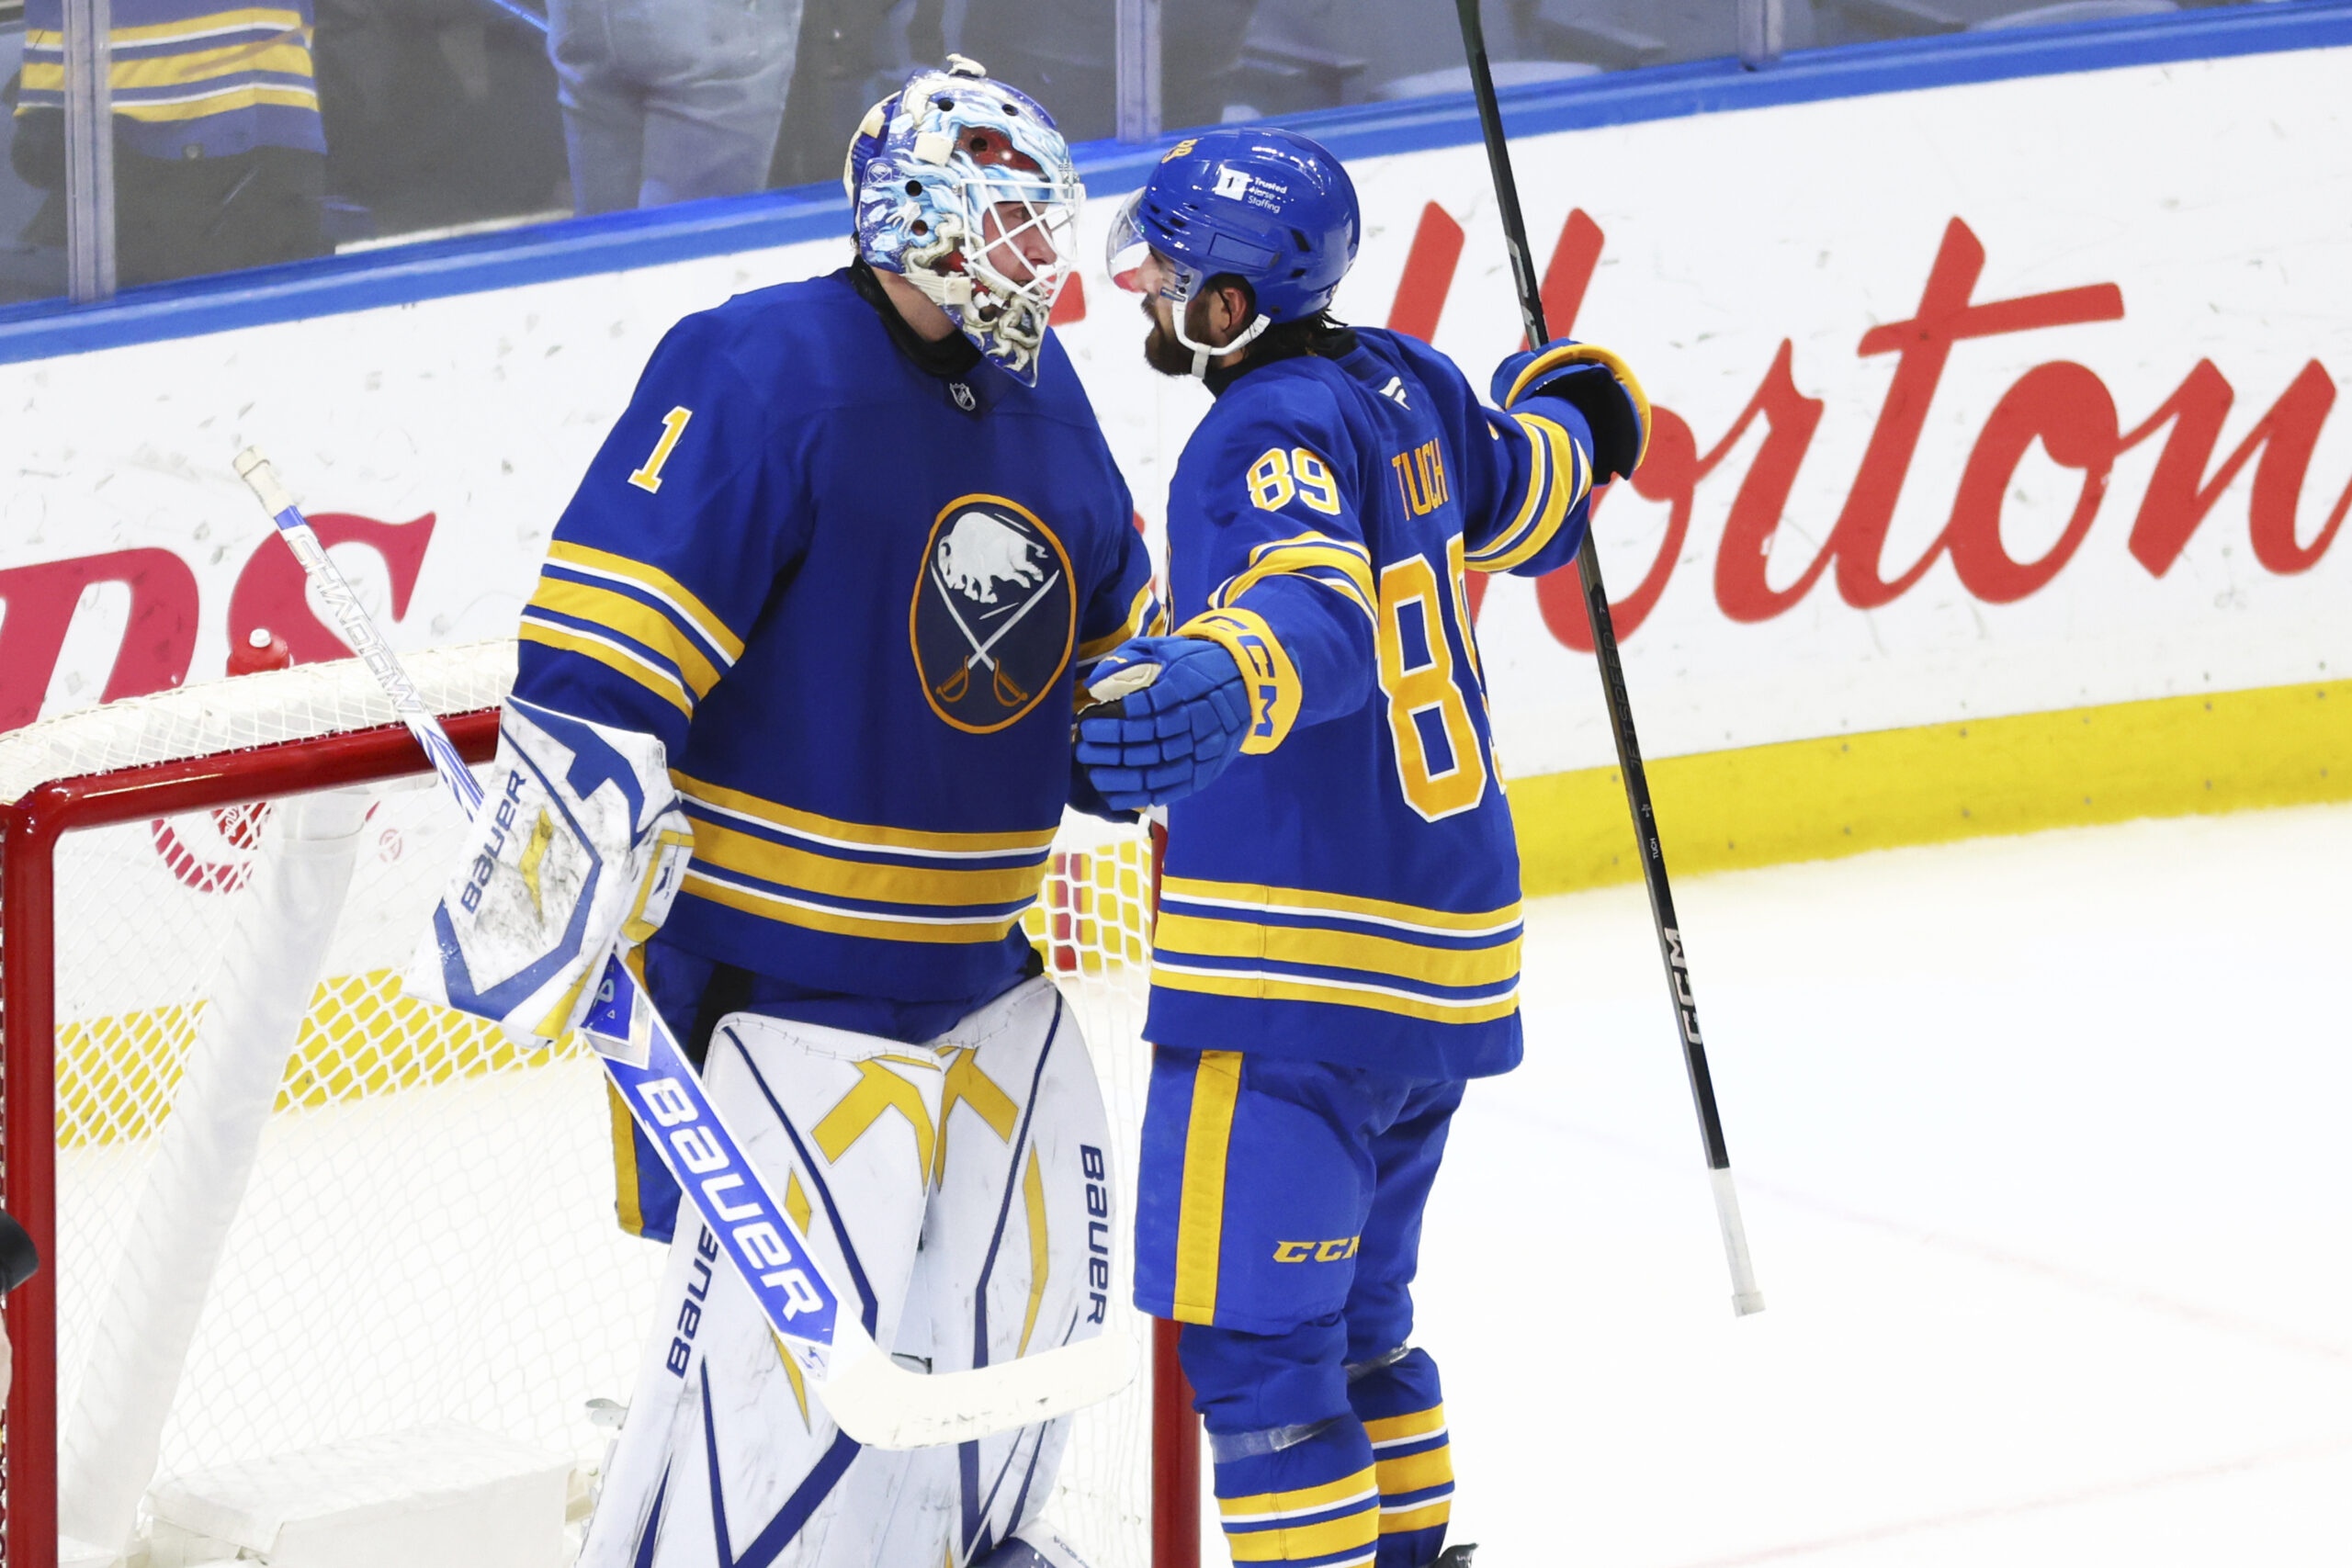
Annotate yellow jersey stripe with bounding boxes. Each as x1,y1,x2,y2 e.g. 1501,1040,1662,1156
30,81,318,118
1474,414,1584,572
1224,1505,1378,1562
1363,1406,1448,1446
688,818,1049,909
1219,1467,1379,1521
1153,911,1521,989
1152,963,1521,1025
518,618,692,716
1159,876,1521,939
1171,1051,1241,1324
548,540,745,661
1373,1446,1453,1496
1080,581,1166,661
1378,1500,1453,1534
32,7,306,47
677,773,1058,860
1473,408,1548,567
1215,540,1378,623
682,868,1022,945
529,575,724,699
103,40,312,89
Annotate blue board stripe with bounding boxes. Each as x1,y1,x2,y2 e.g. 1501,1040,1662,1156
0,0,2346,366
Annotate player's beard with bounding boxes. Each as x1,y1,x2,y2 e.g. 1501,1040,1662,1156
1141,298,1202,378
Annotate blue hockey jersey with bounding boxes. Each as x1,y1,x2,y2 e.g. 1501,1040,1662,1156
515,267,1159,1012
1146,327,1596,1081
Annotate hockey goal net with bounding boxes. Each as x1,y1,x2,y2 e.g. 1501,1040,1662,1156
0,642,1196,1568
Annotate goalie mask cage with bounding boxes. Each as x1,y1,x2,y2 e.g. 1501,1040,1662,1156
0,642,1200,1568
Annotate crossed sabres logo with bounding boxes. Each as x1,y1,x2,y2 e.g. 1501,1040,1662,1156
911,495,1076,733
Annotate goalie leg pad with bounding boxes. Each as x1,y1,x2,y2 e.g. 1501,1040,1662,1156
405,696,692,1046
580,976,1115,1567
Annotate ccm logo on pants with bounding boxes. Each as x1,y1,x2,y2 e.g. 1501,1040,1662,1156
1272,1236,1360,1263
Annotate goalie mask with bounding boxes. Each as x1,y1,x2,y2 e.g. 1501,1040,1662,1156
845,57,1082,387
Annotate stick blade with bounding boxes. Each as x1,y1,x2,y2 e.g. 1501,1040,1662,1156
817,1327,1137,1449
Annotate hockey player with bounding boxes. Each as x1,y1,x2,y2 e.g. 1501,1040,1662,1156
410,59,1161,1568
1080,127,1649,1568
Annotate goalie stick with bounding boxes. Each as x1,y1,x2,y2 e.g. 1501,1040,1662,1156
1449,3,1765,1317
233,446,1136,1445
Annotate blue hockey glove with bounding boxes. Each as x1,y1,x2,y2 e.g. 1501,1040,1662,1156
1493,338,1651,483
1074,637,1251,810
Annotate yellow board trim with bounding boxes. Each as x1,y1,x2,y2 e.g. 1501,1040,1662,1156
1508,680,2350,897
1152,911,1521,990
547,540,745,660
1171,1050,1242,1324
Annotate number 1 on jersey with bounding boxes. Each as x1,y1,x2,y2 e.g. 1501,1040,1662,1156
628,406,694,494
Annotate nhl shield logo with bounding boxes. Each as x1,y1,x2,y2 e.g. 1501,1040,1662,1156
911,495,1076,733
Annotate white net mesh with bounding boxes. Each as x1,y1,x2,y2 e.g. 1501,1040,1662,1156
6,644,1159,1566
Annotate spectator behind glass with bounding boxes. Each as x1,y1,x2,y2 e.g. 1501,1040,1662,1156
548,0,805,213
10,0,331,285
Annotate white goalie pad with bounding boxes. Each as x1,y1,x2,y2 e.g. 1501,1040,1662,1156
404,696,693,1045
582,976,1117,1568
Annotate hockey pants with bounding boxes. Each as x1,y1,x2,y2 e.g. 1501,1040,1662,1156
1135,1048,1465,1568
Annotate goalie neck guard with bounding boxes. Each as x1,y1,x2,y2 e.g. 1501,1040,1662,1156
1106,124,1361,376
845,57,1082,387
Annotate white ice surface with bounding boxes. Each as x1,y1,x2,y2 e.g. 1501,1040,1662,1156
1412,803,2352,1566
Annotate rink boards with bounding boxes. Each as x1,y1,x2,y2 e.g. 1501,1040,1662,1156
1,13,2346,888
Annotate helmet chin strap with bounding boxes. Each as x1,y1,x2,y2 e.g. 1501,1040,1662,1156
1173,304,1271,378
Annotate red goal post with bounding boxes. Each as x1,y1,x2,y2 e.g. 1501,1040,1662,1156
0,642,1199,1568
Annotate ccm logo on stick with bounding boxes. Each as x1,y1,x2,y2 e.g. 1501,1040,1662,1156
1662,927,1702,1043
639,1075,828,1320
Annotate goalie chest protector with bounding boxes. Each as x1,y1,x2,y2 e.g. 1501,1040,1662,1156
514,270,1158,1006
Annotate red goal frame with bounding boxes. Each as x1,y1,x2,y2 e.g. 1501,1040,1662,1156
0,712,1198,1568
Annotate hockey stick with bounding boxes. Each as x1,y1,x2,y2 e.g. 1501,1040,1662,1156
1448,4,1764,1317
234,446,1136,1442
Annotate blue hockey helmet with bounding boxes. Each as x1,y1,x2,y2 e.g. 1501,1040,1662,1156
1106,125,1361,374
845,56,1084,386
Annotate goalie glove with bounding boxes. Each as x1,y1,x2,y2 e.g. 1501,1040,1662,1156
1074,636,1251,810
404,697,694,1048
1494,337,1652,483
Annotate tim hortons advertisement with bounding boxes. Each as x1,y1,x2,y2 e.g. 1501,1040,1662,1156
1,42,2344,784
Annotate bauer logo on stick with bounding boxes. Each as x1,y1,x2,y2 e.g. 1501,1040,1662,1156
911,493,1075,733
